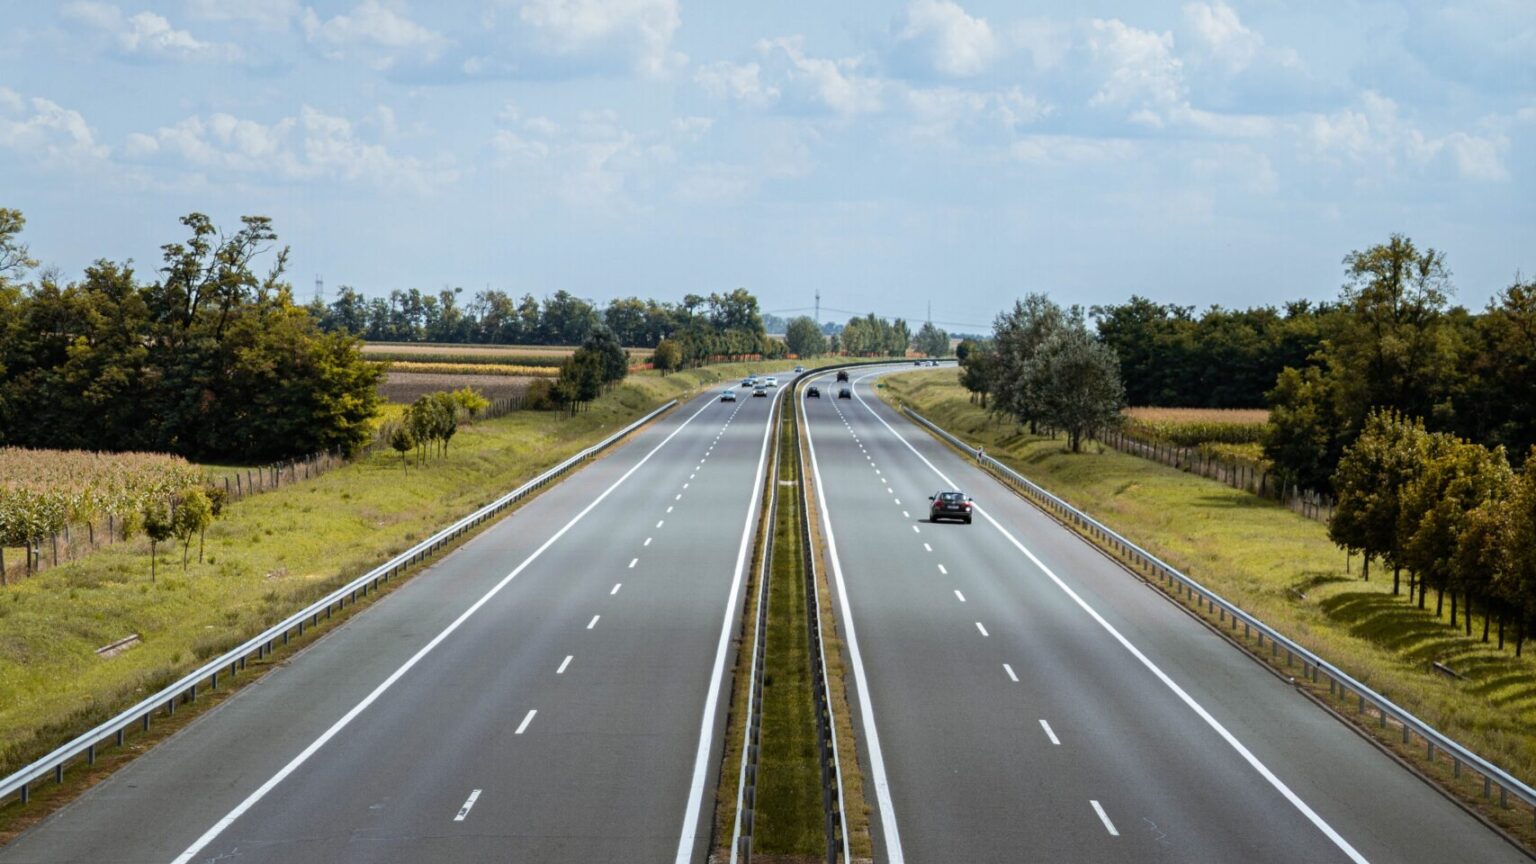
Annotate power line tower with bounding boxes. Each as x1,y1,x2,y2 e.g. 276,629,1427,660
313,275,324,305
814,288,821,325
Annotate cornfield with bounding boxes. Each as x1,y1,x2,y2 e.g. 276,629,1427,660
1122,407,1270,447
0,448,203,552
374,361,561,378
365,351,567,368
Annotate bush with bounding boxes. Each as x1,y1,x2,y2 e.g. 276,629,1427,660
524,378,558,411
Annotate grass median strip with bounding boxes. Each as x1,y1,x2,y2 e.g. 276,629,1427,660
882,368,1536,850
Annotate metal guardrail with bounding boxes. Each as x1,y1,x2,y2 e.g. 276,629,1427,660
901,405,1536,826
0,399,679,808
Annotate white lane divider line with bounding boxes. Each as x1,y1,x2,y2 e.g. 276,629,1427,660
168,392,724,864
953,589,965,602
1004,664,1019,683
645,537,653,546
629,558,639,568
911,525,920,533
515,710,538,735
587,615,601,630
923,543,932,552
675,493,683,500
557,655,573,674
690,473,696,480
611,583,622,595
667,505,674,513
902,511,910,518
1091,800,1118,836
454,789,482,822
1039,719,1060,745
894,498,901,505
849,381,1370,864
938,564,948,575
683,482,690,489
657,519,665,528
975,622,989,637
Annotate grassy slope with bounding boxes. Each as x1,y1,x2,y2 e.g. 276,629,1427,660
0,361,776,776
881,369,1536,787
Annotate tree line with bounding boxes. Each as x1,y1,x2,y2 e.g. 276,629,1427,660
1331,410,1536,653
0,209,382,462
956,295,1124,452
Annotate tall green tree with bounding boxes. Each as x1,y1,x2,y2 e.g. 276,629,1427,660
785,315,828,357
1398,435,1511,619
992,295,1068,433
1329,410,1429,593
1021,323,1124,453
912,321,949,357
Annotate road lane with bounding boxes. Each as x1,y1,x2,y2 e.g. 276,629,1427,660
0,373,795,864
802,366,1526,863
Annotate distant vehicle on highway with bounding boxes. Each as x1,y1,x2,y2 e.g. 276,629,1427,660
929,491,973,524
929,359,940,366
766,376,778,387
806,386,821,398
753,383,768,397
836,370,849,382
914,359,923,365
742,377,755,387
838,387,851,399
721,389,737,402
794,365,804,373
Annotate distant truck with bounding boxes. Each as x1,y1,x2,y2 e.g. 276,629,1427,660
836,370,849,382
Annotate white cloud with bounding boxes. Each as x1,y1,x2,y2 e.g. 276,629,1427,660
186,0,299,30
127,105,455,192
63,2,244,62
695,61,780,108
891,0,998,78
757,36,883,116
1446,132,1509,182
1181,1,1260,72
1086,18,1185,124
302,1,449,67
1299,91,1509,182
905,85,1049,144
0,87,111,170
1010,134,1137,165
516,0,685,78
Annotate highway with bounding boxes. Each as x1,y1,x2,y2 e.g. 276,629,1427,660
0,371,796,864
801,365,1528,864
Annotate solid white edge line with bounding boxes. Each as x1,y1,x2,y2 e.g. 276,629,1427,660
1091,799,1119,836
850,377,1371,864
803,377,907,863
169,394,721,864
673,382,787,864
1004,663,1019,683
1040,718,1061,746
557,655,573,674
515,709,537,735
453,788,482,822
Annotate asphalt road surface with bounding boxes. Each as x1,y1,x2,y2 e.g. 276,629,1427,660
0,372,796,864
801,365,1528,864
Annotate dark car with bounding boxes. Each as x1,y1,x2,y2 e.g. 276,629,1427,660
807,386,821,398
929,491,972,524
836,370,849,382
838,387,851,399
913,359,922,365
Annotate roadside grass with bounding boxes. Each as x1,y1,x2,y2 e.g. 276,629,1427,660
881,370,1536,798
755,406,823,856
0,360,778,788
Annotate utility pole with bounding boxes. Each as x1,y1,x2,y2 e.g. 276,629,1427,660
313,275,324,304
814,288,821,326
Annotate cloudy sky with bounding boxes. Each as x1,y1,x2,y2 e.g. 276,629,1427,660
1,1,1531,330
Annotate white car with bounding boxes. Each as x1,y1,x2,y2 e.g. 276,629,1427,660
765,376,778,387
721,389,737,402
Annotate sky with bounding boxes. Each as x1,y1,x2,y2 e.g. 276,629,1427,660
1,1,1531,332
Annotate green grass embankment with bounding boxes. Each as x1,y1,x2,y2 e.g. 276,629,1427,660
880,369,1536,838
0,361,779,784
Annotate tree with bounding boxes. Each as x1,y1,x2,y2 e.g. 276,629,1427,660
912,321,949,357
1398,436,1511,619
201,486,226,563
1501,452,1536,654
173,488,213,571
785,316,828,358
992,295,1068,433
0,208,38,286
1021,323,1124,452
390,424,415,471
1329,410,1429,593
433,391,459,456
958,342,995,407
555,348,604,415
1264,367,1339,495
653,338,682,375
143,500,173,583
452,387,491,424
582,325,628,386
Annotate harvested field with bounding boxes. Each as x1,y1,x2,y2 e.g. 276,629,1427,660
379,361,559,377
379,372,535,404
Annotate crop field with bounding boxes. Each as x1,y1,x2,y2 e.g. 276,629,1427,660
1122,406,1270,446
361,342,654,362
379,372,536,404
379,361,560,377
